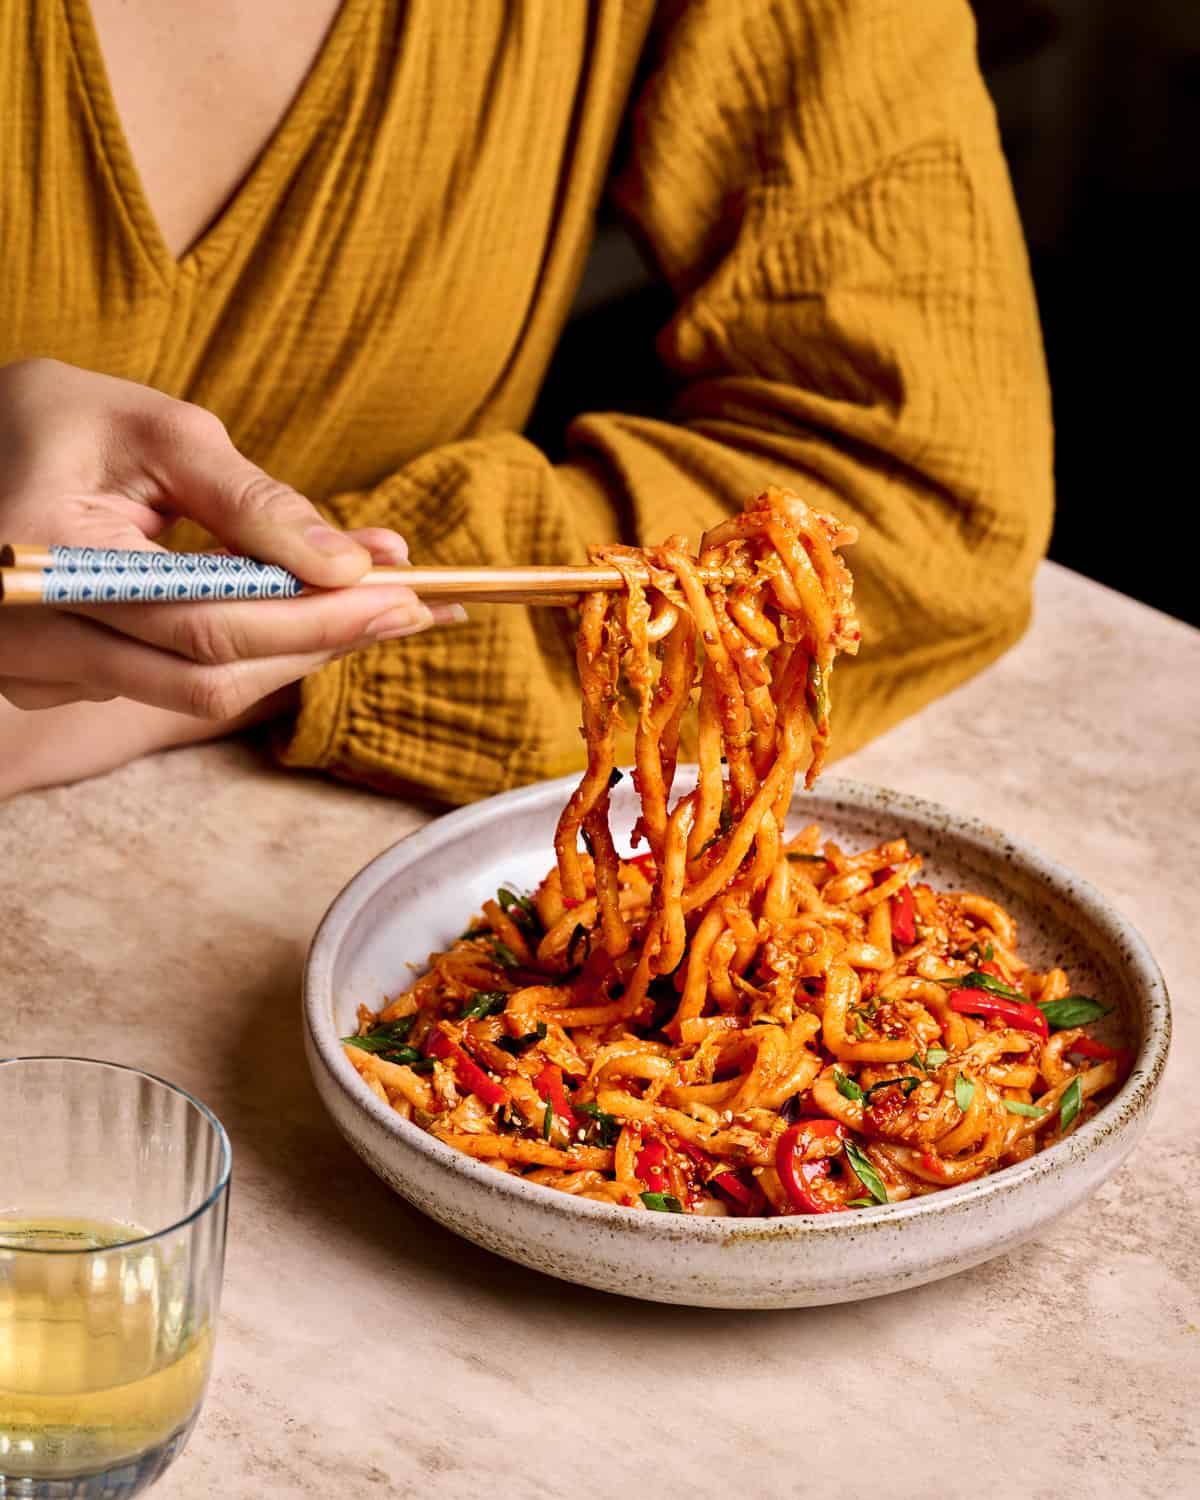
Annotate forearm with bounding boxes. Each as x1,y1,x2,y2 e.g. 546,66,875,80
0,687,298,801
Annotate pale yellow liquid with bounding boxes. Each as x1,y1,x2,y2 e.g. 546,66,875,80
0,1216,211,1477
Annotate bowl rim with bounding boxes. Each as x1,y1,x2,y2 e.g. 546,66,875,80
304,774,1171,1240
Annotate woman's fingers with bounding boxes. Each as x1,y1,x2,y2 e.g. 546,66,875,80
0,602,454,719
57,494,176,549
0,678,114,711
64,582,441,666
343,527,409,566
0,357,415,602
136,403,373,587
59,522,445,668
0,358,429,716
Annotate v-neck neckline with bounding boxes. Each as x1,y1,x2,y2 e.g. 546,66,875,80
60,0,370,285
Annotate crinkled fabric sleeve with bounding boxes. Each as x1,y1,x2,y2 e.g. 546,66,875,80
277,0,1052,804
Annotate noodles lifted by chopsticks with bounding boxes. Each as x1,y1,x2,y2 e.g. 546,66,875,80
344,488,1126,1215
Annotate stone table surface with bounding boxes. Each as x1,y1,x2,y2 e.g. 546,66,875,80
2,561,1197,1499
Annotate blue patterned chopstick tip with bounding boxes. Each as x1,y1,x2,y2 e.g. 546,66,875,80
38,565,304,604
44,546,290,575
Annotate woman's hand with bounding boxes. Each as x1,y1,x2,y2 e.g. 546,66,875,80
0,358,452,717
0,358,463,800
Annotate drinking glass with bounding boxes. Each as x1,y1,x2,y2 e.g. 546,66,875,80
0,1057,231,1498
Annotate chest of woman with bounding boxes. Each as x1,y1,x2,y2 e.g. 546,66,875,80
1,0,651,498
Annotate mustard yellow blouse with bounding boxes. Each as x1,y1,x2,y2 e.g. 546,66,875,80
1,0,1052,803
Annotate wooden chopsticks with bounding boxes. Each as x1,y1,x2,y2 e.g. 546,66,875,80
0,545,640,608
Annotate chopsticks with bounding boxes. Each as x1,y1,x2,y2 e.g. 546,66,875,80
0,545,639,608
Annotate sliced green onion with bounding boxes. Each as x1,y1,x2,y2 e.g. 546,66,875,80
460,991,509,1020
575,1102,620,1147
924,1047,949,1070
1004,1100,1048,1118
1059,1076,1083,1131
806,659,828,723
495,888,542,936
342,1037,423,1067
566,923,590,968
640,1192,684,1214
955,1073,975,1113
843,1140,889,1205
863,1076,921,1104
378,1047,422,1066
488,939,520,968
497,1022,548,1056
952,970,1027,1001
339,1017,416,1053
835,1068,864,1103
542,1098,554,1142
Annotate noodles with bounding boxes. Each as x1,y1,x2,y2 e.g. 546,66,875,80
345,489,1127,1215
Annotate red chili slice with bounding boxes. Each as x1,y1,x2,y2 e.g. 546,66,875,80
710,1170,761,1214
635,1138,668,1192
775,1119,848,1215
890,884,916,946
783,1156,835,1213
424,1029,453,1061
671,1138,712,1169
1067,1036,1133,1071
948,990,1049,1040
425,1027,509,1107
533,1063,577,1133
664,1139,760,1214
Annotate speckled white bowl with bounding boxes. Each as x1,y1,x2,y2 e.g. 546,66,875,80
304,775,1170,1309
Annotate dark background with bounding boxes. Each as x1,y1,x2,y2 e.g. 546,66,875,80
529,0,1195,627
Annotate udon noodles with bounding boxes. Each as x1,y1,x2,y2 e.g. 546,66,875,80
345,490,1126,1215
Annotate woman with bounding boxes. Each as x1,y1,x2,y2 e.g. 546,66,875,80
0,0,1051,802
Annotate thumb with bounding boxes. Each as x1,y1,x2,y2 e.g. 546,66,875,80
146,407,372,587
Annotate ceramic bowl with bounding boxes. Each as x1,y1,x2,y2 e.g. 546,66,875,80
303,775,1170,1309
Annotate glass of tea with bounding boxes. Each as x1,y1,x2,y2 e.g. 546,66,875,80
0,1057,231,1498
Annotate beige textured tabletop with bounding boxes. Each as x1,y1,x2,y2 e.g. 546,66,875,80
2,561,1197,1499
